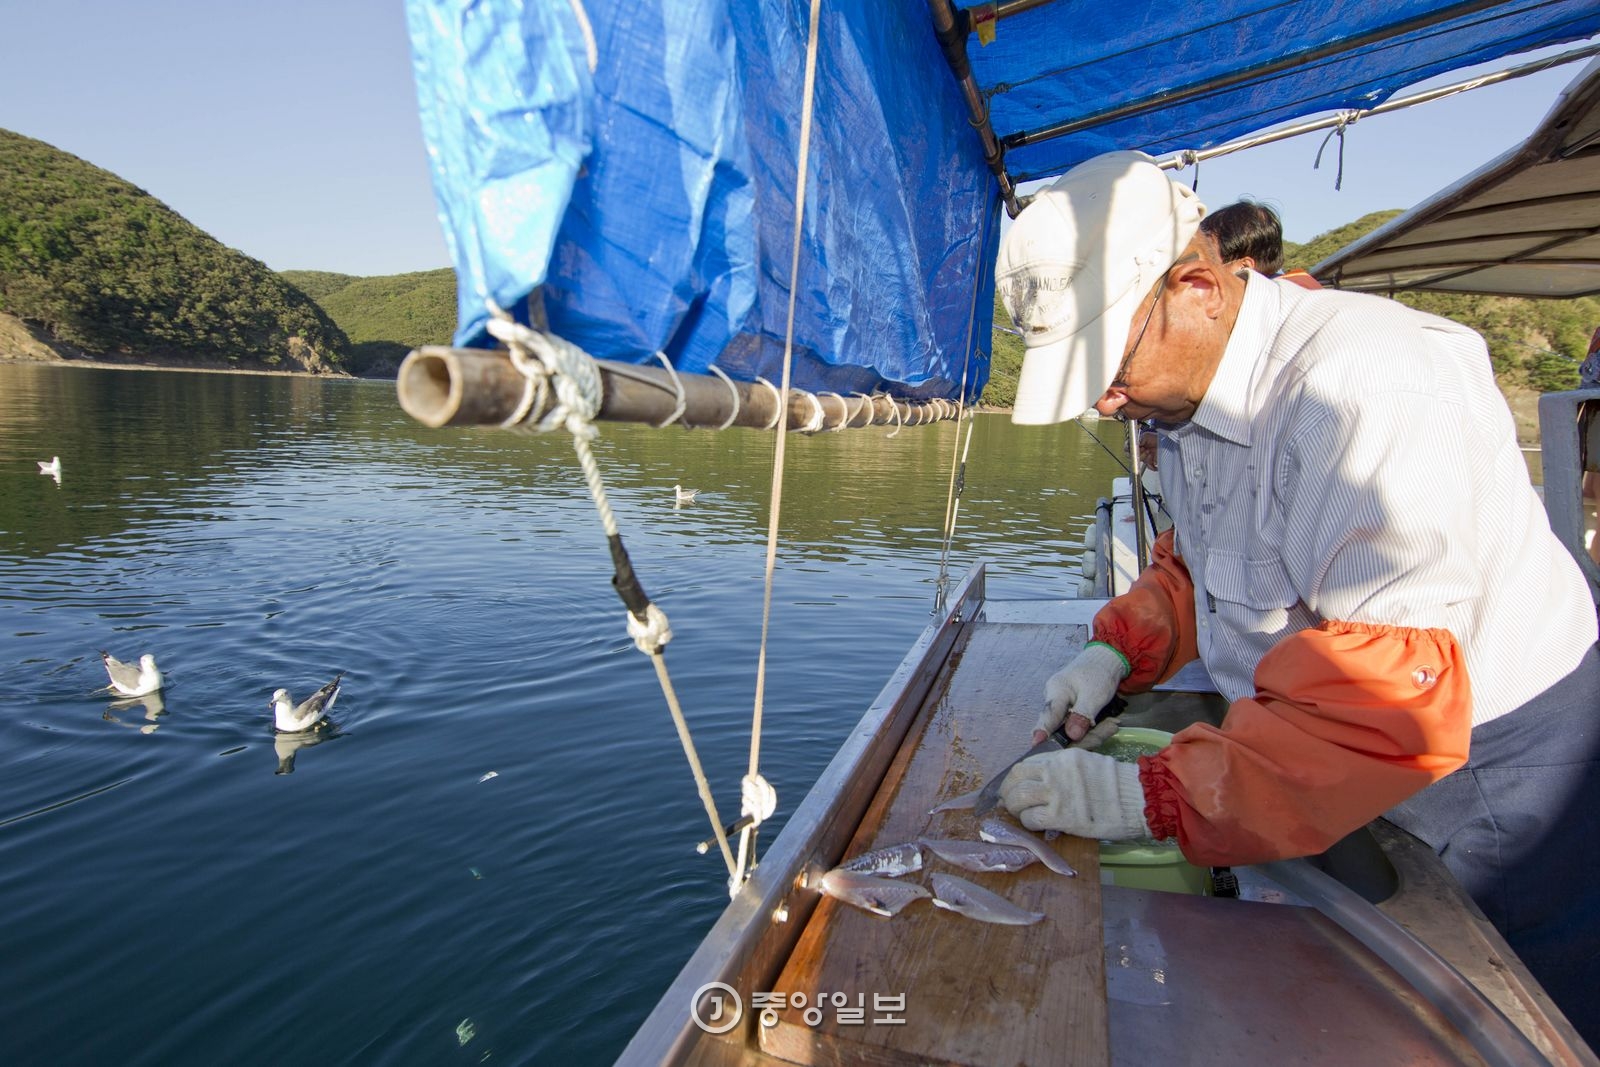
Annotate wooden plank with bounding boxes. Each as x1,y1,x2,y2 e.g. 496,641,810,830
759,623,1108,1067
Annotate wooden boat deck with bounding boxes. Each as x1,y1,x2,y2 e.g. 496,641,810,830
749,617,1487,1067
761,622,1109,1065
621,569,1591,1066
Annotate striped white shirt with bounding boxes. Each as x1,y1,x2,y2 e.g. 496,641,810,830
1158,274,1597,725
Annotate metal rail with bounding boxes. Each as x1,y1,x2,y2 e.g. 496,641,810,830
1259,858,1552,1067
1005,0,1525,149
1153,41,1600,172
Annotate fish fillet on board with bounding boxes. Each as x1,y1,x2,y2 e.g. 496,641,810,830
918,837,1037,873
817,869,931,918
837,842,923,877
929,872,1045,926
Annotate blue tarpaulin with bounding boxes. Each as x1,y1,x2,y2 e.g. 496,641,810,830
406,0,1600,402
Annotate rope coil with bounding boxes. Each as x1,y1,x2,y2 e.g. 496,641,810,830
707,365,742,431
650,351,688,429
755,377,783,430
799,390,826,433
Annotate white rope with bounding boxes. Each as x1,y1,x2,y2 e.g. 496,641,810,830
820,391,849,431
754,376,783,431
499,357,548,429
651,351,688,429
736,0,822,895
565,0,598,73
485,304,740,883
886,396,904,438
799,390,826,434
625,602,673,654
851,391,875,428
707,365,742,431
741,773,778,826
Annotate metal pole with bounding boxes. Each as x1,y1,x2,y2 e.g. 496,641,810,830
1005,0,1515,149
1154,41,1600,172
1127,418,1150,570
927,0,1021,216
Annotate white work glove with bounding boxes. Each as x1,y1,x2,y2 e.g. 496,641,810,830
1000,748,1150,840
1038,642,1128,744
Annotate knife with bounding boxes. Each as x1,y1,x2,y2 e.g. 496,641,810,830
971,697,1127,818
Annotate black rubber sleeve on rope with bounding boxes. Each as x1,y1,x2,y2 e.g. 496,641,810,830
607,533,653,620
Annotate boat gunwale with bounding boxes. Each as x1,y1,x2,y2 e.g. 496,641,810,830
614,564,988,1066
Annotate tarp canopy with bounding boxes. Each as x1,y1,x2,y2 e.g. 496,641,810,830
1315,56,1600,296
406,0,1600,401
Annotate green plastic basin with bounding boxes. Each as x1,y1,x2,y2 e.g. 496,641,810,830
1095,727,1211,896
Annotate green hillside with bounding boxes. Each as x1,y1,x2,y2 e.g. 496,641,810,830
0,129,347,371
284,268,457,376
278,270,361,302
984,210,1598,424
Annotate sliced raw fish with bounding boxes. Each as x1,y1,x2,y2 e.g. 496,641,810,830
979,817,1078,877
929,872,1044,926
838,842,923,878
918,837,1037,873
818,869,931,918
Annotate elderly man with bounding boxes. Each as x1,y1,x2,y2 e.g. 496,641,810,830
996,151,1600,1042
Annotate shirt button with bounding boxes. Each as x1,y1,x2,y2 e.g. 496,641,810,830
1191,467,1204,479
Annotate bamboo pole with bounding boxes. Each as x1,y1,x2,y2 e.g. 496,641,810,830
396,346,960,432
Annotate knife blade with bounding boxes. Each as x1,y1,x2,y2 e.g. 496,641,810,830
971,699,1126,819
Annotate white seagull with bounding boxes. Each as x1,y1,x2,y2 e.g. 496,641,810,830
100,650,164,697
38,456,61,479
674,484,699,504
272,673,343,733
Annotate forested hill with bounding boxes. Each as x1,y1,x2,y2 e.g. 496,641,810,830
280,269,456,376
0,129,346,371
987,210,1600,441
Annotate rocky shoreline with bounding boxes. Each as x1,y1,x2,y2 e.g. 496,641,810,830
0,311,358,378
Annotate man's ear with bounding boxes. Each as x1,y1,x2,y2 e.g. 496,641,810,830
1169,256,1230,318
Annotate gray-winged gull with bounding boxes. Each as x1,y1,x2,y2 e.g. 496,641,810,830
272,673,343,733
100,650,164,697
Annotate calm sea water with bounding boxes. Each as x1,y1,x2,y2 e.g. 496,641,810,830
0,362,1124,1065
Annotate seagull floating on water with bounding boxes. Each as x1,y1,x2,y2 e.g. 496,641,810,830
100,650,164,697
272,673,343,733
38,456,61,479
674,484,699,504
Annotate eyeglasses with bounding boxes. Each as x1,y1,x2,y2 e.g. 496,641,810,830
1108,252,1199,391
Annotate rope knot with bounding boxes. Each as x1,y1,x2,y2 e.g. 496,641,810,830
626,603,673,654
741,774,778,827
485,305,604,435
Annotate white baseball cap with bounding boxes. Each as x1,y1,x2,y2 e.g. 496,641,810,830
997,151,1206,424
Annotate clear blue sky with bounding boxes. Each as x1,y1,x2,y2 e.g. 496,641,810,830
1,2,1595,277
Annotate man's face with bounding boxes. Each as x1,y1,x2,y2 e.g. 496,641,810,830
1093,273,1208,424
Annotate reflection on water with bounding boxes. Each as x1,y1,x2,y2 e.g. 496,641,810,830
103,691,166,734
0,361,1125,1064
274,723,341,775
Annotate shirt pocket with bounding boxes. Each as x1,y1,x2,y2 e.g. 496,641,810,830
1204,549,1301,643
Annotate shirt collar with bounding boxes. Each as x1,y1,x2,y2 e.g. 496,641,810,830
1188,271,1278,446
